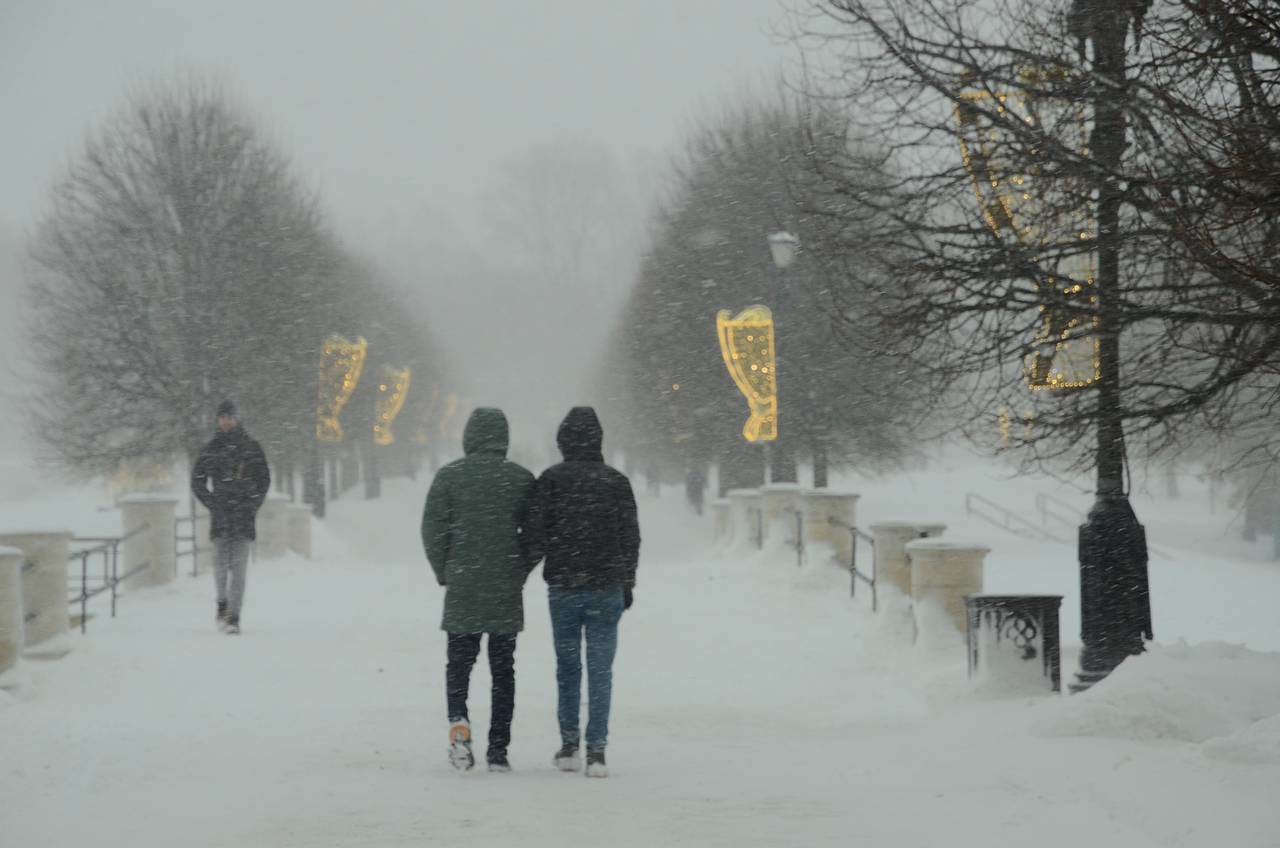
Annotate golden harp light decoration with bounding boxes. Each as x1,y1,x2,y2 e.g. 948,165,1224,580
316,335,368,443
957,73,1099,390
716,305,778,443
373,365,411,446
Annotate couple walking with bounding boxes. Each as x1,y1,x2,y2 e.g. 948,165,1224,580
421,406,640,778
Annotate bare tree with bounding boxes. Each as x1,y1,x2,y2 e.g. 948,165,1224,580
24,79,344,475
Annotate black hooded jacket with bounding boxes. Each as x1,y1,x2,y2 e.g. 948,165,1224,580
529,407,640,590
191,425,271,541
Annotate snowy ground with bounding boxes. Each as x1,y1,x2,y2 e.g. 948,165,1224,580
2,451,1279,847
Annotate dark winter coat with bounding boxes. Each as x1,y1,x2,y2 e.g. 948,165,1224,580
529,407,640,591
421,408,538,634
191,426,271,541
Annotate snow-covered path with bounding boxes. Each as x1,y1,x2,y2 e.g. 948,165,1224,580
3,473,1279,847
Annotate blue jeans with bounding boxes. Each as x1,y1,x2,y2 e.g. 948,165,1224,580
548,587,625,752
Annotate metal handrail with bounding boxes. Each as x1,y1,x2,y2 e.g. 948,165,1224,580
66,523,151,633
965,493,1068,543
1034,492,1083,531
828,516,877,611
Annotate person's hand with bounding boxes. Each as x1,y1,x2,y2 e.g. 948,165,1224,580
623,587,634,611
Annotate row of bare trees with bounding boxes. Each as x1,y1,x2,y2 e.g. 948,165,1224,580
595,99,926,491
24,79,452,486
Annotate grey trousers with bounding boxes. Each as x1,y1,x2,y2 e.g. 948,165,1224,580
213,538,251,620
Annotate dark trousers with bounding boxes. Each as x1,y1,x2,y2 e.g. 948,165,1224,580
446,632,517,757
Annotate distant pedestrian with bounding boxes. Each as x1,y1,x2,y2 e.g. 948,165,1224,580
528,407,640,778
421,408,539,772
191,400,270,635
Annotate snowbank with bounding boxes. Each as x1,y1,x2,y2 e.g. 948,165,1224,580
1037,641,1280,762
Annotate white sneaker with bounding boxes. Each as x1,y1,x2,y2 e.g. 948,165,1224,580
449,719,474,771
585,751,608,778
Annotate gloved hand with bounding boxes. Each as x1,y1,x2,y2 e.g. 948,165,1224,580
623,587,634,610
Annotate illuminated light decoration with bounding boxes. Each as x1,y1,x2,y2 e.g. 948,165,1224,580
373,365,412,446
716,305,778,443
997,406,1012,447
317,335,368,443
957,72,1100,390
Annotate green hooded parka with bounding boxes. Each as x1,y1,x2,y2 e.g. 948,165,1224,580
421,408,539,633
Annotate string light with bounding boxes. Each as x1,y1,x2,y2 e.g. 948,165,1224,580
956,79,1100,390
316,335,368,443
716,305,778,442
373,365,411,446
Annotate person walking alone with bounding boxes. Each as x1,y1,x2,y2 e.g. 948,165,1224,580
422,408,538,772
530,407,640,778
191,400,271,635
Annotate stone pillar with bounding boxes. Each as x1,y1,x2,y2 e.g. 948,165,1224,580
255,496,290,559
288,505,312,559
0,531,72,654
760,483,805,548
726,489,763,548
802,491,860,566
871,521,947,597
120,496,178,589
711,500,732,544
907,538,988,639
0,546,22,678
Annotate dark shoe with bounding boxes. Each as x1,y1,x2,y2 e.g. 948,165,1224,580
585,750,608,778
487,753,511,773
553,744,580,772
216,602,228,630
224,616,240,635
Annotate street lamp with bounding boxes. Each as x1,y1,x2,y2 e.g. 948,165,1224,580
957,5,1153,691
1066,0,1153,691
766,231,800,485
768,231,799,270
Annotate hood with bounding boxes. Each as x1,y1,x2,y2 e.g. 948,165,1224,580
462,408,510,457
557,406,604,462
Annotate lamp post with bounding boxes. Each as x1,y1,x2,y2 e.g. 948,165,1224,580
766,231,800,485
1068,0,1153,690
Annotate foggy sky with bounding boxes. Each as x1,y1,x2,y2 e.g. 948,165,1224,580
0,0,795,456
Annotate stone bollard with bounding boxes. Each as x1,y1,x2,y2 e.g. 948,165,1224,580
288,505,312,559
711,500,732,544
871,521,947,597
906,538,988,639
0,531,72,655
760,483,805,549
120,496,178,589
726,489,763,548
0,546,22,678
803,490,860,566
255,496,291,559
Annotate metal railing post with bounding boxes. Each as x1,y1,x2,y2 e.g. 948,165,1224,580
110,540,119,618
850,527,858,599
79,552,88,634
795,510,804,567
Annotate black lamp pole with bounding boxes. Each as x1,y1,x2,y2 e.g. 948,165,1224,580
768,232,800,485
1069,0,1153,691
